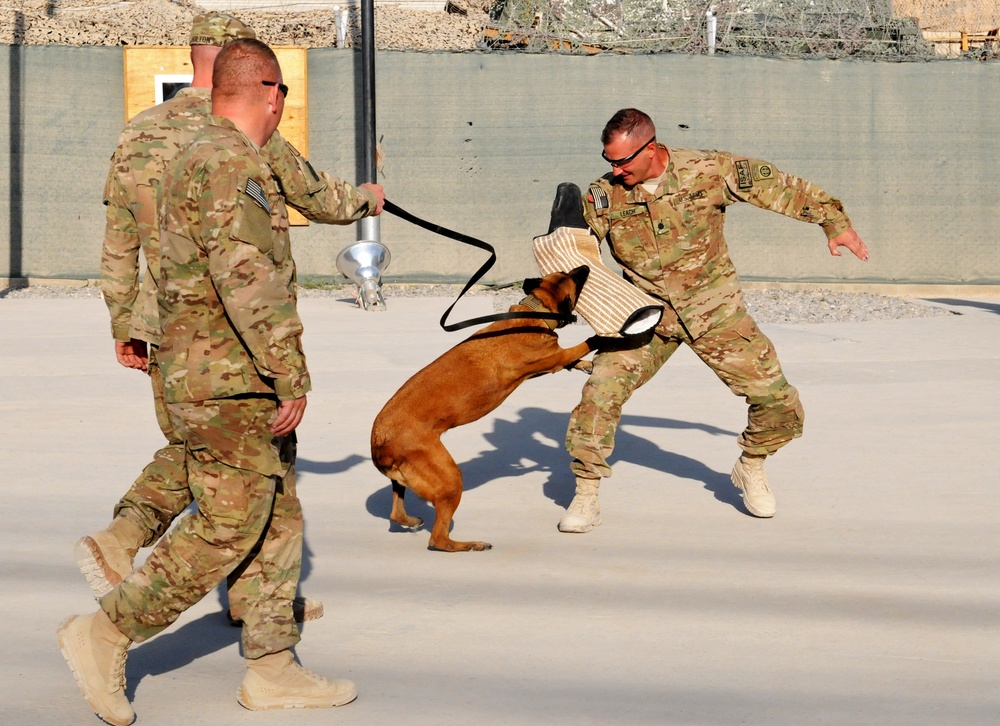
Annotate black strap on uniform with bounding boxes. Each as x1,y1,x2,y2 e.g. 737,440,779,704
383,199,575,332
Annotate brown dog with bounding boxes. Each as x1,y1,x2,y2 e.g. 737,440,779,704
370,266,595,552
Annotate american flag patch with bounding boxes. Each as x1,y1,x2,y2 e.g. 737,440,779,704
588,185,609,210
244,178,270,213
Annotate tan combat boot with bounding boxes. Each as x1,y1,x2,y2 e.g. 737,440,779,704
238,649,358,710
292,596,324,622
558,478,602,533
56,608,134,726
731,453,777,518
74,516,146,598
226,596,325,626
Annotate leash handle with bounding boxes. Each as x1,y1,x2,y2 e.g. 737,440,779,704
382,199,574,332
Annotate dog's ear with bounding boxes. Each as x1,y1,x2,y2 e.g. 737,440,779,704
522,277,542,295
568,265,591,289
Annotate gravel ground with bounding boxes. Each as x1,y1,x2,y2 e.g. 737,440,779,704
1,0,491,51
0,281,957,324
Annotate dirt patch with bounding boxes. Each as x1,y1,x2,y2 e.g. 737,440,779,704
1,0,491,50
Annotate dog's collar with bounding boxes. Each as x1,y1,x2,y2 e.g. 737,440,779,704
518,295,560,329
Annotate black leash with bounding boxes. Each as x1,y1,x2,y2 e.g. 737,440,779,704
383,199,574,332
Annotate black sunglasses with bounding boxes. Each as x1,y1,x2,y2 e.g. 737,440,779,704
602,135,656,167
261,80,289,99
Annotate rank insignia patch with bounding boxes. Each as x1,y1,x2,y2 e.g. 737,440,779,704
735,159,753,190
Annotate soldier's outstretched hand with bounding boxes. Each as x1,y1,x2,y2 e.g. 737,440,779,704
828,227,869,261
272,396,307,436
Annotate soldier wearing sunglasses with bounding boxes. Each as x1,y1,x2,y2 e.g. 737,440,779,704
558,107,869,533
60,38,363,725
80,9,384,645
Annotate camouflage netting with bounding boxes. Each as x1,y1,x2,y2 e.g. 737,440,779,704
1,0,996,59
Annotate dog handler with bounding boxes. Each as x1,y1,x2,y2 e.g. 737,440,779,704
58,39,356,725
79,12,383,606
558,107,869,532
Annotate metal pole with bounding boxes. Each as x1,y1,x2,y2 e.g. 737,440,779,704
359,0,380,243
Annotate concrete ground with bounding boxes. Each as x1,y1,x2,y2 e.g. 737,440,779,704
1,291,998,725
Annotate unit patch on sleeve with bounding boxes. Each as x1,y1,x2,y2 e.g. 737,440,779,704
752,164,774,182
735,159,753,190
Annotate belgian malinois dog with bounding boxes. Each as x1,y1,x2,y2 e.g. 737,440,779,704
370,266,595,551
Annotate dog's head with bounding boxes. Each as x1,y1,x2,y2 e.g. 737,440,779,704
521,265,590,326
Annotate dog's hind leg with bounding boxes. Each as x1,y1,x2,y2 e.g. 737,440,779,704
427,487,492,553
390,481,423,530
397,445,492,552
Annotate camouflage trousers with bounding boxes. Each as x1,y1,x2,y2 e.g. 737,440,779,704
112,346,190,547
101,396,303,660
113,349,300,557
567,307,804,480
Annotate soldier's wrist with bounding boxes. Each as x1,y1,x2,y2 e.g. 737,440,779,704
821,217,852,240
274,373,311,401
358,186,378,216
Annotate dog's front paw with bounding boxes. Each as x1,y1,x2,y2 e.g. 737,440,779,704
571,359,594,374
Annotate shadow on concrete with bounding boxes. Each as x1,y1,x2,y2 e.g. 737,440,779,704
125,611,239,699
924,298,1000,315
358,406,741,528
297,452,369,475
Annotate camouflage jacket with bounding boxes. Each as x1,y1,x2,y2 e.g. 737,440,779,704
102,86,377,346
156,116,311,403
584,146,852,339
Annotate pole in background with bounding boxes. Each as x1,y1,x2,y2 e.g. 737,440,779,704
359,0,380,246
338,0,391,311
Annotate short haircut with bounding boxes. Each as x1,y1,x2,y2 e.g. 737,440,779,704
601,108,655,145
212,38,280,104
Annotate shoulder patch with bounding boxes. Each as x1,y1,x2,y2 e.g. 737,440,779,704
752,163,775,182
244,178,270,213
588,185,609,210
735,159,753,190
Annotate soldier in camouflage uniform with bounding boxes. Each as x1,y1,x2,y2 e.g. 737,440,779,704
77,12,384,613
58,39,358,725
558,108,869,533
